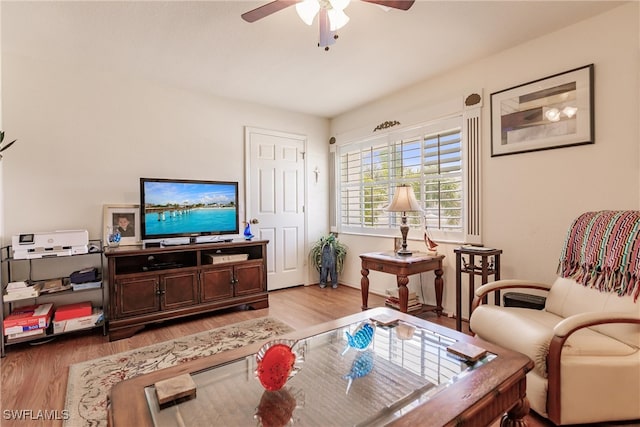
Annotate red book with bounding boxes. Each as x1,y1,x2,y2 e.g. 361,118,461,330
55,301,92,321
3,303,53,334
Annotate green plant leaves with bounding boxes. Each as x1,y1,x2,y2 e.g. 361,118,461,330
309,233,348,274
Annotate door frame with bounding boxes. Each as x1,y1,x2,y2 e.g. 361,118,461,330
244,126,309,288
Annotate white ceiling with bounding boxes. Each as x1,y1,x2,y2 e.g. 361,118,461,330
1,1,623,118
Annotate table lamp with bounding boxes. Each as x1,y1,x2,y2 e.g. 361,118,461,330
387,184,422,256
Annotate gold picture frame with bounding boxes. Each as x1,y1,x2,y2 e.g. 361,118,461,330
102,204,140,246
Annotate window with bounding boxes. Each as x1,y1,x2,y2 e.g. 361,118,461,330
337,116,469,242
423,130,463,232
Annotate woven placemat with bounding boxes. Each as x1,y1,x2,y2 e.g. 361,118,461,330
64,317,294,427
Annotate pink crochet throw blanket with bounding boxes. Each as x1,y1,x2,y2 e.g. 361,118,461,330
558,211,640,302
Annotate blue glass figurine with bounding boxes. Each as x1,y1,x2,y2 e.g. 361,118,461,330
244,222,254,240
343,350,375,394
342,322,374,355
107,226,121,248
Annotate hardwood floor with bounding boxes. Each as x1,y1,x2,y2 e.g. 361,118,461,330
0,285,604,427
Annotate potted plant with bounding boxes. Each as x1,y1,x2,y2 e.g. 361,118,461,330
309,233,347,289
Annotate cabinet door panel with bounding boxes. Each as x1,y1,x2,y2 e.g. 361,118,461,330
201,267,234,302
116,277,159,317
235,262,264,296
161,271,198,310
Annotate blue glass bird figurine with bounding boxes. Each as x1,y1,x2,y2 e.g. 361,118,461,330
342,322,374,355
343,350,375,394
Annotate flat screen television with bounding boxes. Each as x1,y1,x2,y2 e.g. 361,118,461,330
140,178,239,241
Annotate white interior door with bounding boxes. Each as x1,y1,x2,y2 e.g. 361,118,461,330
245,127,306,291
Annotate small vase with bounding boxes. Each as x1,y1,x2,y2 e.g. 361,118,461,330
244,223,254,240
107,226,121,248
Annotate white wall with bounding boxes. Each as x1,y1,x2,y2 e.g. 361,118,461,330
1,54,330,284
0,2,4,246
330,3,640,316
1,3,638,316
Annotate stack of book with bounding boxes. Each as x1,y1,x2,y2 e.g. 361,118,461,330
39,278,72,294
71,280,102,291
385,288,422,313
70,267,102,291
3,303,54,341
3,281,43,302
53,302,104,334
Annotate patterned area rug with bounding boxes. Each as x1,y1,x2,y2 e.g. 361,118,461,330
64,317,294,427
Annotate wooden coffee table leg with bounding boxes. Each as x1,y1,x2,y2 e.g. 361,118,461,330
500,397,530,427
397,275,409,313
434,267,444,316
360,267,370,310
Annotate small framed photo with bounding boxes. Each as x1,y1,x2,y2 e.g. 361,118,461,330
491,64,594,157
102,204,140,246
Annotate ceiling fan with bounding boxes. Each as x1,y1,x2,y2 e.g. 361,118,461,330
241,0,416,50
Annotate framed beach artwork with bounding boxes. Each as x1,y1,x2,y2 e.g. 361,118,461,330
490,64,594,157
102,204,140,246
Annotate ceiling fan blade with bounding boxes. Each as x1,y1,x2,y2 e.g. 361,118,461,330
360,0,415,11
241,0,300,23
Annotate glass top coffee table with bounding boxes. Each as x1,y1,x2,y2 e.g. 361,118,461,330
108,308,533,427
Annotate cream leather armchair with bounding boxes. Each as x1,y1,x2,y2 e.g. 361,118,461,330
469,211,640,426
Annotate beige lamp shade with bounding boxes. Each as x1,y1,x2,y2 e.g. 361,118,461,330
387,184,422,256
387,185,422,213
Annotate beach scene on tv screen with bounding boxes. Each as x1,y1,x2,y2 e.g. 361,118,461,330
143,181,237,236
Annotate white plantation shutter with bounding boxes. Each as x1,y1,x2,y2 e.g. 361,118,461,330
340,137,391,230
422,130,463,232
338,116,468,242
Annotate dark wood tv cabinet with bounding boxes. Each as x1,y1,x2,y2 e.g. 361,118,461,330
104,239,269,341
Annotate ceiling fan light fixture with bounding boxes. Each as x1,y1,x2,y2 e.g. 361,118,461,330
328,8,350,31
243,0,414,50
329,0,351,11
296,0,320,25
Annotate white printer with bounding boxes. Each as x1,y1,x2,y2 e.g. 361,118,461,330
12,230,89,259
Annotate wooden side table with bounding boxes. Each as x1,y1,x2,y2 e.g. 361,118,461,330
360,251,445,315
454,247,502,331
